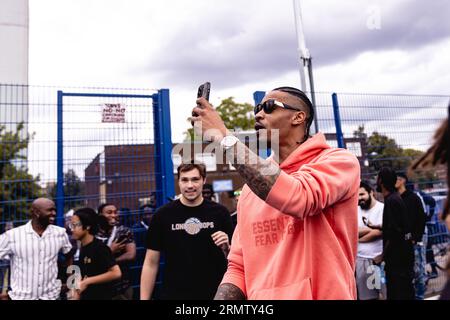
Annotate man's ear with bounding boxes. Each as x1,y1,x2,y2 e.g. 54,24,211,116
292,111,306,126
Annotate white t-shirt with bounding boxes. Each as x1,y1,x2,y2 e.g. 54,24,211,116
357,200,384,259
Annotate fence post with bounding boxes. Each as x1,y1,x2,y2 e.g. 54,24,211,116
56,90,64,226
253,91,265,105
332,93,345,149
153,89,175,208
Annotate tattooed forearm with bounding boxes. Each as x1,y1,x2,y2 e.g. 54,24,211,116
214,283,246,300
224,141,280,200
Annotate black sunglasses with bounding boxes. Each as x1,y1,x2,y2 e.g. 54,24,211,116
254,99,301,115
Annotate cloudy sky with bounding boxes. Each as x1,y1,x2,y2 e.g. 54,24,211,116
28,0,450,145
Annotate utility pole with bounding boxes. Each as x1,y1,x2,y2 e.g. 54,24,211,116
292,0,319,134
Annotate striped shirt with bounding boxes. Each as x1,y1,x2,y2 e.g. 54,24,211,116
1,259,10,294
0,221,73,300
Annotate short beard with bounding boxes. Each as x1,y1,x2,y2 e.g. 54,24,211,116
37,215,51,227
359,197,372,210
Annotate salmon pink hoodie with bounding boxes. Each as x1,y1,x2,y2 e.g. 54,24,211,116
221,133,360,300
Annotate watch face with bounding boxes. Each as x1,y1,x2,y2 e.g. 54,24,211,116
222,135,238,148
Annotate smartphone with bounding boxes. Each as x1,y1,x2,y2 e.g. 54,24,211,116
191,82,211,125
197,82,211,101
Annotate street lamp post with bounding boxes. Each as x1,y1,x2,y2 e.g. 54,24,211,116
292,0,319,135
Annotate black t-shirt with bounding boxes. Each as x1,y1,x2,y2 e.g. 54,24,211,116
96,225,135,294
382,192,414,272
78,238,117,300
400,190,426,242
146,199,233,300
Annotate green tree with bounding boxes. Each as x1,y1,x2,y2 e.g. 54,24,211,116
0,123,41,223
50,169,85,212
184,97,255,141
367,131,404,170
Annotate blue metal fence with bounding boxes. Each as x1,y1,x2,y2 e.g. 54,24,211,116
0,84,174,298
56,89,174,224
1,84,449,298
319,91,449,296
253,89,449,296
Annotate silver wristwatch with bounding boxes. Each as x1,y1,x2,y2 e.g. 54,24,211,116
220,135,239,151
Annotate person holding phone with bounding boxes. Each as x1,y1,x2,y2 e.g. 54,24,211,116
97,203,136,300
191,85,360,300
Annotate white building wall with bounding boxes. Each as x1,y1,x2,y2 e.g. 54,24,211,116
0,0,29,147
0,0,29,84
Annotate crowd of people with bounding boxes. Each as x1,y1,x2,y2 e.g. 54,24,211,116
0,86,449,300
356,170,440,300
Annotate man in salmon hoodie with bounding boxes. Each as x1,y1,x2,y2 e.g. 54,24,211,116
190,86,360,300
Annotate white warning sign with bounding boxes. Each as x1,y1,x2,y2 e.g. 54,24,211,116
102,103,126,123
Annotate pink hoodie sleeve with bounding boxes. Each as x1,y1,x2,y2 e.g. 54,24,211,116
266,149,360,219
221,217,247,297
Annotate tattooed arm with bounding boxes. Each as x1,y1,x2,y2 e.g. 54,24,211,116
191,98,280,201
214,283,246,300
224,140,281,201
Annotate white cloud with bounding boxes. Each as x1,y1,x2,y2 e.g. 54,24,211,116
22,0,450,181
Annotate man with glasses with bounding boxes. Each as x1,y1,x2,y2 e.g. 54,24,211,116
191,86,360,300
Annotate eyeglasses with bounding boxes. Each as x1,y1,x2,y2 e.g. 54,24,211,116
68,222,82,230
254,99,300,115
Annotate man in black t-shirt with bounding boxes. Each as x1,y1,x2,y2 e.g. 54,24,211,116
395,172,427,299
69,207,121,300
140,163,233,300
375,167,414,300
78,238,118,300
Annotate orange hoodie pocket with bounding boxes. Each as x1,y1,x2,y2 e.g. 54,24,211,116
251,278,313,300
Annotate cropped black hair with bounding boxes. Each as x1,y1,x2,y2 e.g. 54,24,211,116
378,167,397,193
97,203,115,215
360,181,373,194
74,207,100,235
